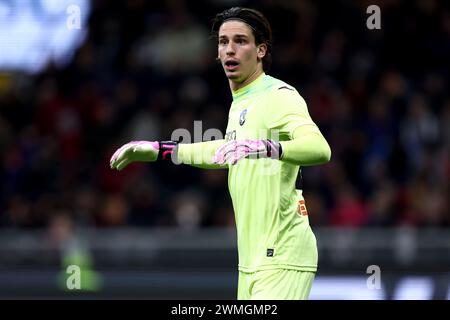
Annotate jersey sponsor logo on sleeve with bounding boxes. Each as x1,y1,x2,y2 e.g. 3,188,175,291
266,248,274,257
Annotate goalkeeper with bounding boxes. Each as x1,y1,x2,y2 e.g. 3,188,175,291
110,7,331,300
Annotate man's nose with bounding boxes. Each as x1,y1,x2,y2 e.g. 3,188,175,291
226,42,236,55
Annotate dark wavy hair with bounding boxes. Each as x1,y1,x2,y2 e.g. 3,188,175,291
211,7,273,72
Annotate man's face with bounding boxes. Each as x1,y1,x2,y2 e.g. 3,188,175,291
218,20,266,85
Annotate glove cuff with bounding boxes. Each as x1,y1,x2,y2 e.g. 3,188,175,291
266,139,282,159
157,141,178,161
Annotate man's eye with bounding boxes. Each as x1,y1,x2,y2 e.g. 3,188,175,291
219,40,227,45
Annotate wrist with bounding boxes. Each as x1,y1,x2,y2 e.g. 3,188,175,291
266,139,282,160
157,141,178,161
277,141,284,160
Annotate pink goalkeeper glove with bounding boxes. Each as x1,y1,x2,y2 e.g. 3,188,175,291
110,140,177,170
213,139,282,165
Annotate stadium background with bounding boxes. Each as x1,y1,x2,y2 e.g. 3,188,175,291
0,0,448,299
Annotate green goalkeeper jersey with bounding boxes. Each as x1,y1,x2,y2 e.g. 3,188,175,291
226,73,318,273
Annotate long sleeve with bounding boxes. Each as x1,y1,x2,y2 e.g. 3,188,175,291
176,139,228,169
263,85,331,166
279,125,331,166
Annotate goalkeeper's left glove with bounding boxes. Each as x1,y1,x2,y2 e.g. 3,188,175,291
110,140,178,170
213,139,282,165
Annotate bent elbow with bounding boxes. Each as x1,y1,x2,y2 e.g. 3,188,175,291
319,143,331,164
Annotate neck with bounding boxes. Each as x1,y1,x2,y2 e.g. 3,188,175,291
229,68,264,92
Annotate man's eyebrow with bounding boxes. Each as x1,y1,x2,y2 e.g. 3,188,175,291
218,34,249,40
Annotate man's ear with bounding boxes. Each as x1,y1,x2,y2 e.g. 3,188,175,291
257,44,267,59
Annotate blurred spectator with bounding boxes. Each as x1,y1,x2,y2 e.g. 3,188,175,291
400,94,440,172
97,194,129,227
329,185,368,227
171,189,207,231
366,180,398,226
133,0,211,75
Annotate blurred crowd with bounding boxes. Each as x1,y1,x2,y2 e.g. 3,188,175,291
0,0,448,231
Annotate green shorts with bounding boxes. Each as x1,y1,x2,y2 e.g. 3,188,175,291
237,269,315,300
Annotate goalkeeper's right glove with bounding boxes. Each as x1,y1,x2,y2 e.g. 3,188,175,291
110,140,178,171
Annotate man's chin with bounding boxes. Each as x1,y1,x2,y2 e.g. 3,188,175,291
226,72,241,81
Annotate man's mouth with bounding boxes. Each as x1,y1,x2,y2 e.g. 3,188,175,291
225,60,239,71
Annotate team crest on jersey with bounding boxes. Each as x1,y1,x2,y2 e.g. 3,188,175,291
239,109,247,126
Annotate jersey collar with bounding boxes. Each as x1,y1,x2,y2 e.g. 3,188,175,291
231,73,267,102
